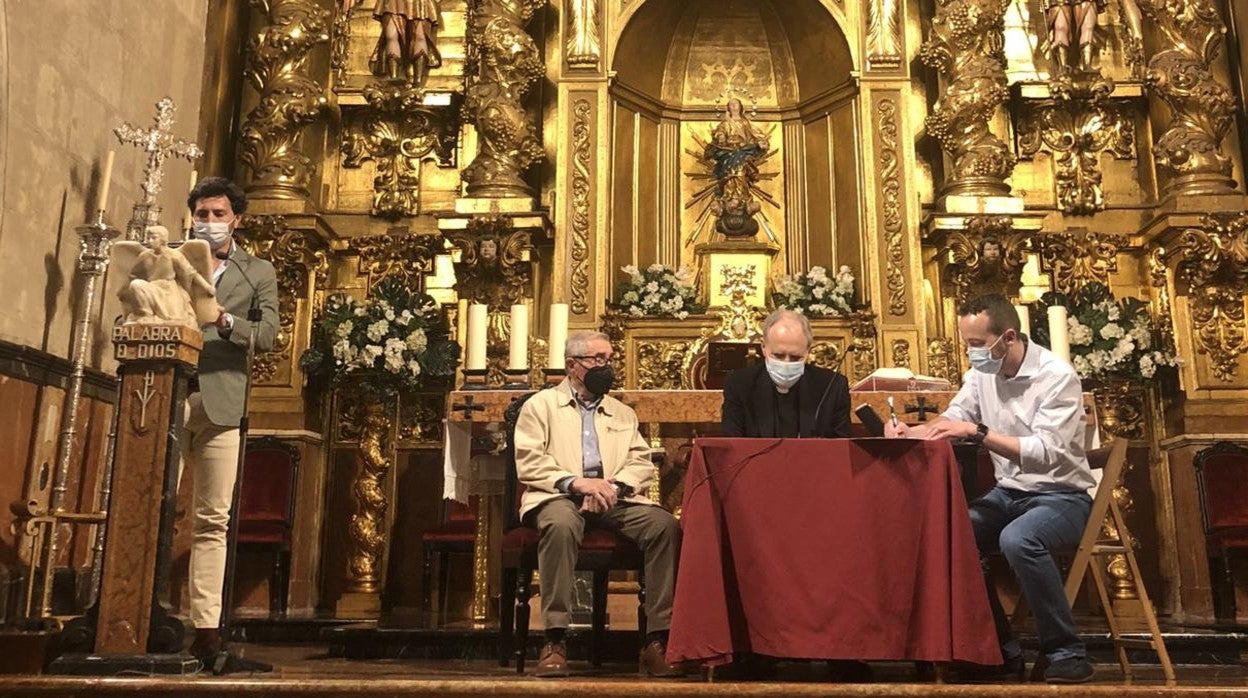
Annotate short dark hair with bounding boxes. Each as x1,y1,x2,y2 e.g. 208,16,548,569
958,293,1020,335
187,176,248,215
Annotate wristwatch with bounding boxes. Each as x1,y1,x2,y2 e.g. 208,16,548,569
969,423,989,445
615,482,634,499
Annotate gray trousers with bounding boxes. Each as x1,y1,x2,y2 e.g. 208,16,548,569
531,498,681,632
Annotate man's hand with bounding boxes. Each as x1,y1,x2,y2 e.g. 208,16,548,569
580,496,606,514
924,420,977,441
884,421,912,438
570,477,617,510
213,306,230,329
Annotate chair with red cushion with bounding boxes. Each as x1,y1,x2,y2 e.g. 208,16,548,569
497,389,648,673
1194,440,1248,620
237,436,299,618
421,497,478,626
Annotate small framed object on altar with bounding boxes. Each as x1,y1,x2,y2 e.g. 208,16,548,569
705,341,762,389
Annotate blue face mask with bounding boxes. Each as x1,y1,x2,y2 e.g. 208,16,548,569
967,335,1005,374
765,357,805,390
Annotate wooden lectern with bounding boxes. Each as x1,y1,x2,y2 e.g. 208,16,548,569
53,323,202,673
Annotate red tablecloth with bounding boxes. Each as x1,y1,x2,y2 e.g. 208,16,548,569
666,437,1002,666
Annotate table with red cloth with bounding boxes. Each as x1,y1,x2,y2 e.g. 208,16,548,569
665,437,1002,667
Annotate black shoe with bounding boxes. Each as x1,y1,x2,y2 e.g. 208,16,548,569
827,659,873,682
953,654,1025,683
1044,657,1094,684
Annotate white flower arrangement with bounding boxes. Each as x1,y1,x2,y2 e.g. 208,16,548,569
1054,283,1178,382
613,264,704,319
771,265,855,317
301,278,460,397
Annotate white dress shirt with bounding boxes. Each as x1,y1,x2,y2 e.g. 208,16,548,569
942,340,1096,493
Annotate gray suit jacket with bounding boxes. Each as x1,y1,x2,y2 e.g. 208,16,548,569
197,246,279,427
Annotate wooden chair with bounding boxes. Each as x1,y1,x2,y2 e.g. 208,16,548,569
237,436,299,618
420,497,478,627
497,390,648,673
1193,440,1248,621
1014,438,1175,682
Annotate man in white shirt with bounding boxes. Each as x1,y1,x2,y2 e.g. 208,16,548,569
886,293,1095,684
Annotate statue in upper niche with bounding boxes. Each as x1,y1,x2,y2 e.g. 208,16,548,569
342,0,443,84
687,97,779,242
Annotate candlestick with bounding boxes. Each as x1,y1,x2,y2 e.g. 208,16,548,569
508,304,529,369
96,150,115,213
1013,304,1031,337
466,304,488,370
547,303,569,369
1047,305,1071,363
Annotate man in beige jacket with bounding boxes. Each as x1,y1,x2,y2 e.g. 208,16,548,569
514,330,683,678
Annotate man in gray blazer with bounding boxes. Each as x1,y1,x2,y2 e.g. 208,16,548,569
181,177,279,660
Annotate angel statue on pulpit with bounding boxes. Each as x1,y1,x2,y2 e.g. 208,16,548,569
686,94,780,242
113,225,218,329
342,0,442,84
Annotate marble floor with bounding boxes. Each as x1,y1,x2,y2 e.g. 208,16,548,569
1,644,1247,696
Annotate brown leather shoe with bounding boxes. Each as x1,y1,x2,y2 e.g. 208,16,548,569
535,641,570,678
640,639,686,678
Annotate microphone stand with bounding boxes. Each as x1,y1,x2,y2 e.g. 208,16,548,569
205,253,272,675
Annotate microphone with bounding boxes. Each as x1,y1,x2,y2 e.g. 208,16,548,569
217,249,261,322
805,374,836,439
855,404,886,437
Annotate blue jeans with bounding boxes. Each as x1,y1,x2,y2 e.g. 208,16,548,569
969,486,1092,663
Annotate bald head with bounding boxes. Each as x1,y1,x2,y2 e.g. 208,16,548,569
762,309,812,362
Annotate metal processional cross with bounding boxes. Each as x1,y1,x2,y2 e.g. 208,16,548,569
115,97,202,240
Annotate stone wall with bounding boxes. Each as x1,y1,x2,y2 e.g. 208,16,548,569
0,0,209,366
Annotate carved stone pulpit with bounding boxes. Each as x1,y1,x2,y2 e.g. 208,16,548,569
94,323,202,654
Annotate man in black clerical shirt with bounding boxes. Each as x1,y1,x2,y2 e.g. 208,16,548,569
721,308,850,439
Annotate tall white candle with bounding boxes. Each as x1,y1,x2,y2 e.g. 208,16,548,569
508,304,529,369
547,303,569,369
455,299,469,363
1014,304,1031,337
1047,305,1071,363
96,150,115,213
466,304,489,370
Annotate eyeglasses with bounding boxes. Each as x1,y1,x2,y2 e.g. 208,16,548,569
569,354,611,367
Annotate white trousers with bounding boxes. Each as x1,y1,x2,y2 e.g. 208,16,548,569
180,393,241,629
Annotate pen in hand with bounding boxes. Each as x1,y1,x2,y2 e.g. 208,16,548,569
887,396,900,429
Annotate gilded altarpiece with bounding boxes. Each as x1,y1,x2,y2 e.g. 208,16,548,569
194,0,1248,624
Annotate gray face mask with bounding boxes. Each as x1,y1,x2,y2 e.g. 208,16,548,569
191,221,232,250
765,357,805,390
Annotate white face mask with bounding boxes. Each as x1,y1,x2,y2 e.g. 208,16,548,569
967,335,1005,374
191,220,232,250
765,357,805,391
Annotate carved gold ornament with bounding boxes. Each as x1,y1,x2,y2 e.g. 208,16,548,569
345,399,394,594
569,99,593,315
240,0,332,195
939,216,1027,305
566,0,602,69
1175,213,1248,382
1137,0,1239,196
341,84,458,218
444,216,536,310
1037,229,1126,297
878,98,906,316
919,0,1016,196
461,0,548,197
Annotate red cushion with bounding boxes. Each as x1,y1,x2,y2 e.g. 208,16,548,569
238,520,290,544
502,526,640,554
241,447,296,522
1200,450,1248,531
422,520,477,544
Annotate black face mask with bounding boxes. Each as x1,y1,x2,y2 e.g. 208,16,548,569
582,365,615,398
